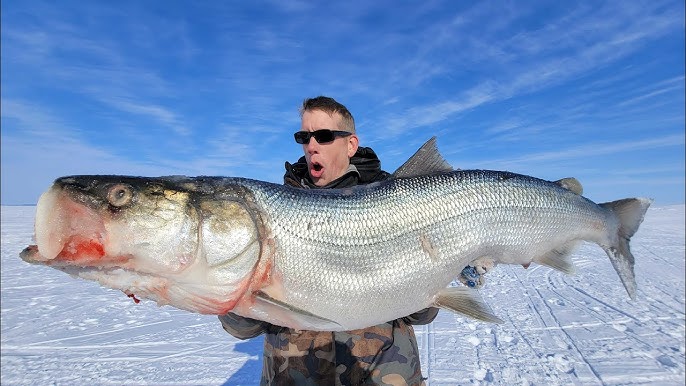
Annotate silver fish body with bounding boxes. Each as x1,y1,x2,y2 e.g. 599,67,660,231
20,167,651,331
239,170,649,329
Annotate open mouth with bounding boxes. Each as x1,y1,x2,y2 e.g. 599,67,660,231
25,186,107,263
310,162,324,178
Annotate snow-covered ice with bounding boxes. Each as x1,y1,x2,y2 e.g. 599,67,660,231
2,205,684,385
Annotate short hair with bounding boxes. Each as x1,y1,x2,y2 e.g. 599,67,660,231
300,96,355,133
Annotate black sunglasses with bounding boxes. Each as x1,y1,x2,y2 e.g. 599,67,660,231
294,129,352,144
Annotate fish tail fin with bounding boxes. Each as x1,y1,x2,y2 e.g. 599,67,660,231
599,198,652,300
434,287,503,324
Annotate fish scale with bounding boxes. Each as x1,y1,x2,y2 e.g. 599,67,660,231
210,170,646,330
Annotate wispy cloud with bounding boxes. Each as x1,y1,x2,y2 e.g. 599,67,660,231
477,134,685,170
100,97,190,136
617,76,686,107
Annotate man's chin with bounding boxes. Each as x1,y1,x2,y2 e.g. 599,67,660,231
310,175,329,187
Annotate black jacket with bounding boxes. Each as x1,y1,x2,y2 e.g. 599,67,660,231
283,146,391,188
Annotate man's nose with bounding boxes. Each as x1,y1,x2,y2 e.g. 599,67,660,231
304,139,320,152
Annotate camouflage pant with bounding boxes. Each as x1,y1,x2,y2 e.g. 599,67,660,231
261,321,426,386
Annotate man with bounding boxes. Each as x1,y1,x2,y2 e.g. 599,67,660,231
219,96,438,385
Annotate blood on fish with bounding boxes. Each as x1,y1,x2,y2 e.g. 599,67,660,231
127,293,141,303
59,238,105,261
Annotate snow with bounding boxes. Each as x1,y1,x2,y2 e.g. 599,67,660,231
2,205,684,385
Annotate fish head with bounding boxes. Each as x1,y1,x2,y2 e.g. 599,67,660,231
20,175,264,315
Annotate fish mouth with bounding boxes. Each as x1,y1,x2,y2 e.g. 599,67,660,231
21,185,128,268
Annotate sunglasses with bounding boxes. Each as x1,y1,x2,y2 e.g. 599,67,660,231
294,129,352,144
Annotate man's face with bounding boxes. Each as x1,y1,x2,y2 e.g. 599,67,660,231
300,109,358,187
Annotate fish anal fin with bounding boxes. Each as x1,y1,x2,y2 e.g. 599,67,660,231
433,287,503,324
253,290,343,330
533,241,580,275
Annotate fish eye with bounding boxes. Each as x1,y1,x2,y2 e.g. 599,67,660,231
107,184,134,207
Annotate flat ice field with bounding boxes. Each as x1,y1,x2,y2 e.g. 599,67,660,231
1,205,684,385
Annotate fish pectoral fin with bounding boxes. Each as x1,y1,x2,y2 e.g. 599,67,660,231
433,287,503,324
254,291,343,330
533,241,580,275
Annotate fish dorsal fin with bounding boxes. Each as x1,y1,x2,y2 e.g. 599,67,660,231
433,287,503,324
392,137,453,178
554,177,583,195
254,291,343,330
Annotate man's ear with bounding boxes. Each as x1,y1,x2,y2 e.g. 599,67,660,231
347,135,359,157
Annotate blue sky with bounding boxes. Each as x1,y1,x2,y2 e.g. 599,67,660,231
2,0,684,206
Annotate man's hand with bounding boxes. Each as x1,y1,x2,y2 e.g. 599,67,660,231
459,257,497,288
218,312,271,340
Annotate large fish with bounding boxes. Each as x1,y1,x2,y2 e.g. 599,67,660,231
20,138,651,331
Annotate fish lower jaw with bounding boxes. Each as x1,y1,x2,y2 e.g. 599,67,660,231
59,266,160,288
59,266,241,315
61,266,174,305
20,245,46,263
